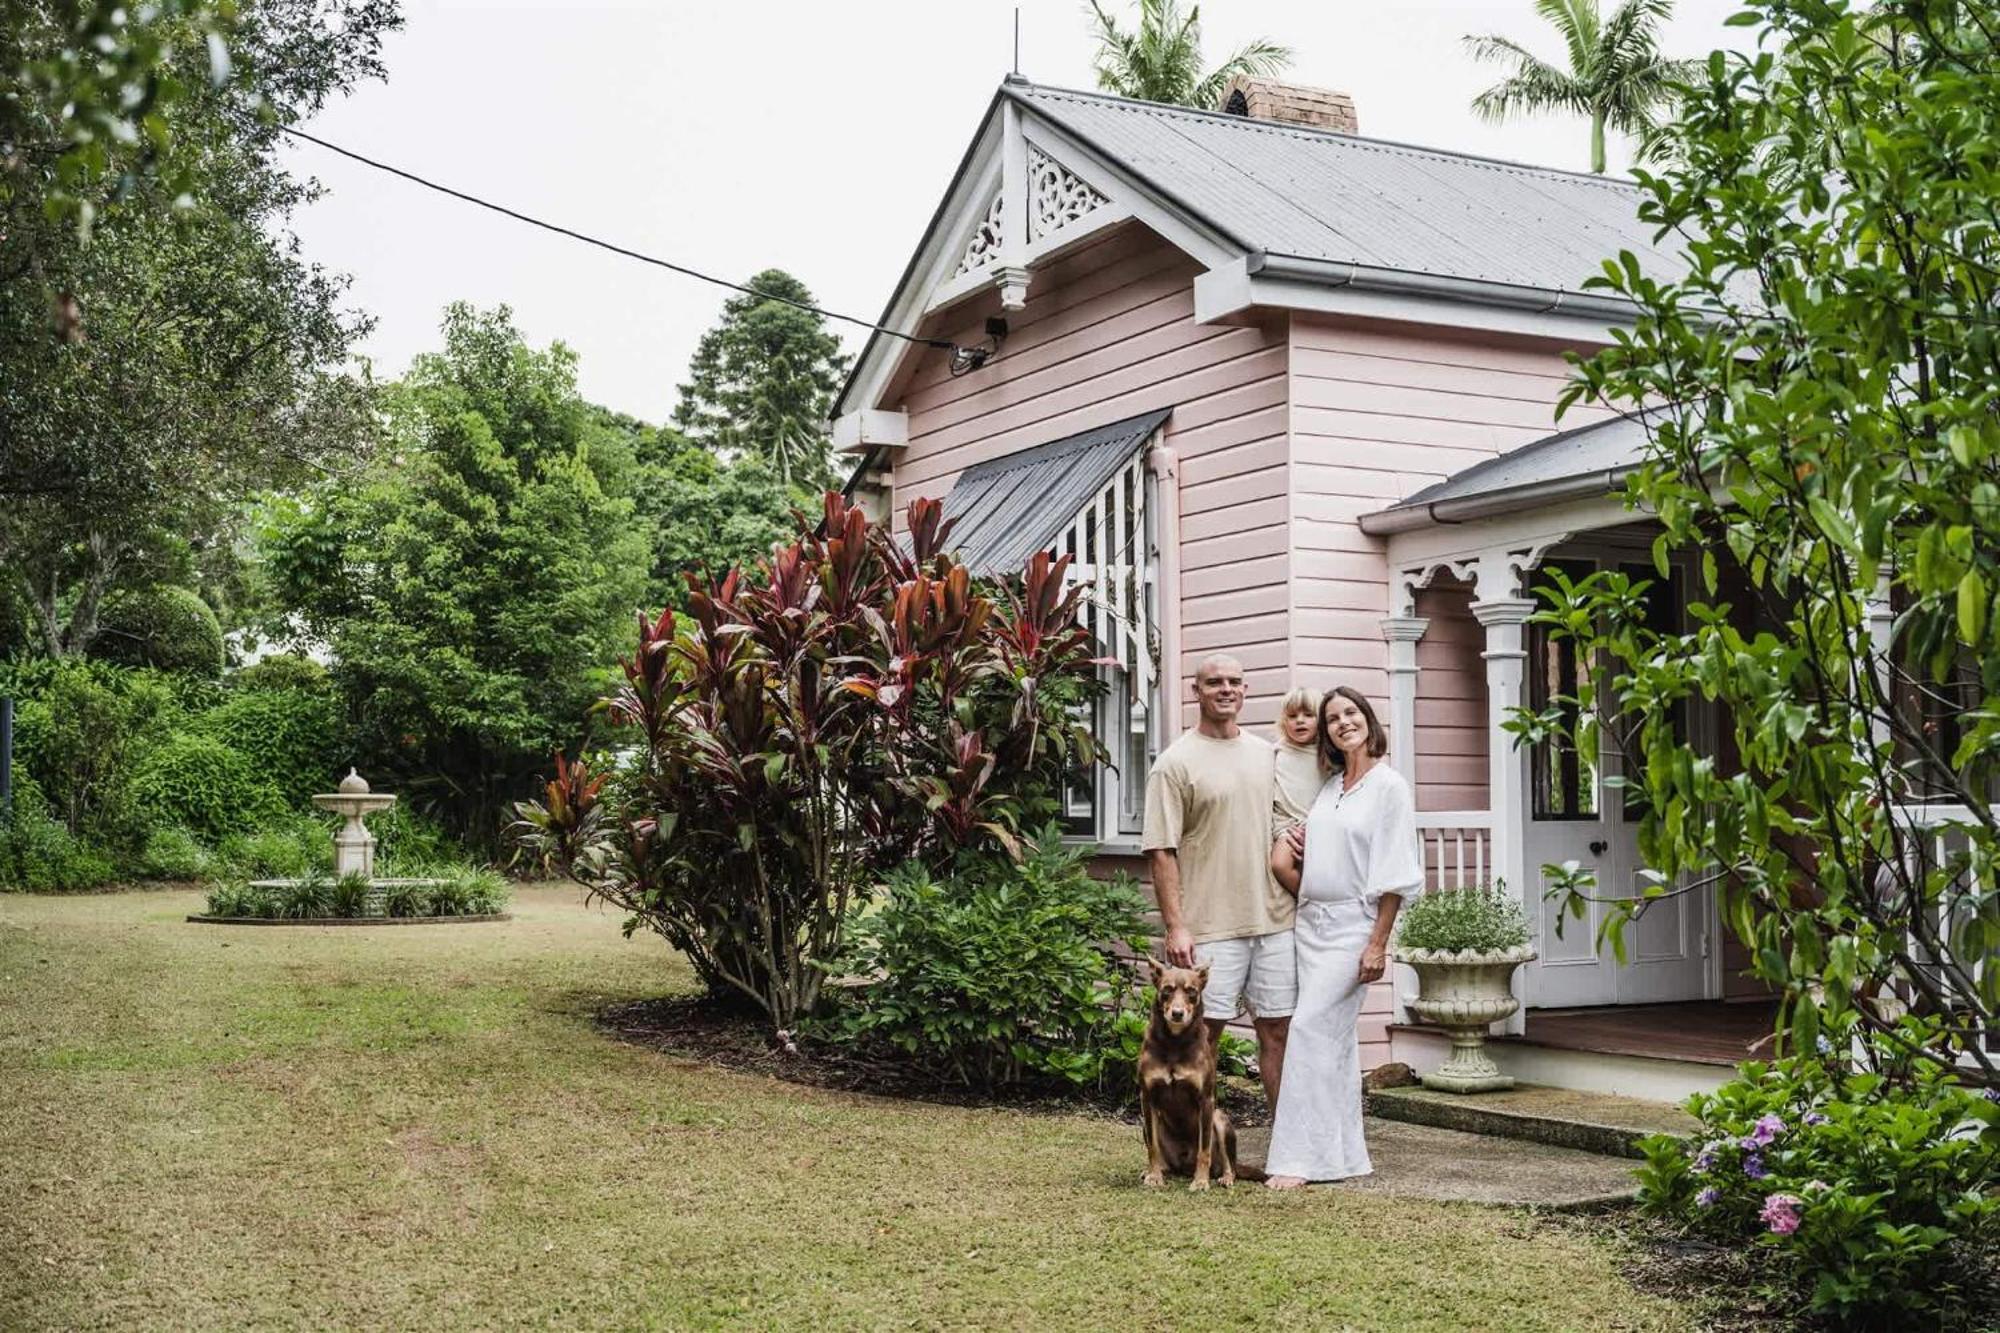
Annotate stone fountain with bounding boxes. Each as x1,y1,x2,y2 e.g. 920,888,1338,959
312,768,398,878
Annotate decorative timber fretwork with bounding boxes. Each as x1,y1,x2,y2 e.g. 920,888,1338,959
1027,145,1108,240
953,193,1005,278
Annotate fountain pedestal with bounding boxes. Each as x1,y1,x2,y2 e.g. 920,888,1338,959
311,769,397,879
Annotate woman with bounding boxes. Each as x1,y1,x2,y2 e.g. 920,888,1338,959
1263,685,1423,1188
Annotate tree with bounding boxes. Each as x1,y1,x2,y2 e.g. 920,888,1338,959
0,0,396,656
268,304,649,847
1464,0,1698,173
1086,0,1291,108
1520,0,2000,1086
671,269,848,492
633,429,795,613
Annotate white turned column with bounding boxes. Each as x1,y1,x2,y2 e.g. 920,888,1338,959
1472,567,1538,1033
1380,615,1430,781
1865,573,1896,753
1148,442,1183,743
996,101,1030,310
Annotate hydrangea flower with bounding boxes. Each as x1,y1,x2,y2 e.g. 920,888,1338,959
1695,1186,1721,1208
1759,1193,1804,1235
1803,1111,1830,1127
1744,1152,1768,1180
1745,1113,1785,1146
1693,1141,1726,1172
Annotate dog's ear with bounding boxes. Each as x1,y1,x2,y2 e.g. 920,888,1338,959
1145,955,1165,987
1194,961,1211,989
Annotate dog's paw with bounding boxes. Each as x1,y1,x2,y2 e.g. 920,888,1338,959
1188,1175,1211,1192
1140,1170,1165,1189
1219,1172,1236,1188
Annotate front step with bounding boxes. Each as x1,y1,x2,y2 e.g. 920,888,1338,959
1391,1025,1734,1104
1366,1081,1698,1159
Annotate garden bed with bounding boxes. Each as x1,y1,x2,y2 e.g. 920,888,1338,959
186,912,511,926
597,994,1274,1127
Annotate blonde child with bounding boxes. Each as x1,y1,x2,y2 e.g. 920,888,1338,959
1272,686,1327,830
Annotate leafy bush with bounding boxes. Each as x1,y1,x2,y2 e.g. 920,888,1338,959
212,812,335,879
0,786,119,891
89,585,225,677
197,686,341,807
381,878,432,918
327,872,373,918
517,494,1107,1032
6,659,173,845
1395,882,1530,953
272,869,333,920
369,805,459,876
136,825,213,881
204,878,277,919
1637,1021,2000,1328
823,828,1149,1089
129,734,284,842
229,654,331,694
1098,1007,1258,1101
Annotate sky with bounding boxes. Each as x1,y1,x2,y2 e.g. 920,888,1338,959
279,0,1758,425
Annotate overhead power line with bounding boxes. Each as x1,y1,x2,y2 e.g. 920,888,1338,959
281,126,959,355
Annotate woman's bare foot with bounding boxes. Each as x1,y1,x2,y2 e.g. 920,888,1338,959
1266,1175,1308,1191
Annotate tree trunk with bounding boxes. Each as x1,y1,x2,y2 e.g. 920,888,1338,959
1590,108,1607,175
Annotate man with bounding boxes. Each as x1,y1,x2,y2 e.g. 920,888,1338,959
1141,655,1295,1107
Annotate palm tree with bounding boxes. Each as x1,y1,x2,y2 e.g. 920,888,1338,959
1086,0,1292,109
1464,0,1699,174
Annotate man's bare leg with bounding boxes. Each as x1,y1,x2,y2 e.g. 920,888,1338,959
1253,1015,1290,1110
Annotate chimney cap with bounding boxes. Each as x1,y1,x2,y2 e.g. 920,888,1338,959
1216,75,1358,135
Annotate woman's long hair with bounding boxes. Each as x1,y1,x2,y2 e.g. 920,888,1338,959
1317,685,1389,774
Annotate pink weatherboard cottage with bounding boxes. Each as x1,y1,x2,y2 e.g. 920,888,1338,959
832,74,1770,1103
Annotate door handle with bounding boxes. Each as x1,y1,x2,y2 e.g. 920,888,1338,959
1589,840,1608,856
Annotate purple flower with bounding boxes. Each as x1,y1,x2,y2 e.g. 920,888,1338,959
1985,1087,2000,1105
1695,1186,1721,1209
1744,1153,1769,1180
1693,1138,1729,1172
1803,1111,1830,1127
1803,1179,1830,1194
1759,1193,1804,1236
1747,1113,1785,1146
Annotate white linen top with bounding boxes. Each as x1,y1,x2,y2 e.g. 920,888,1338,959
1297,762,1424,918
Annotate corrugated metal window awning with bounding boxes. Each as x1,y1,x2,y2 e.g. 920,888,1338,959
938,408,1170,577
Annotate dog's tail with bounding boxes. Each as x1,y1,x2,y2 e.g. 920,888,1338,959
1232,1159,1269,1184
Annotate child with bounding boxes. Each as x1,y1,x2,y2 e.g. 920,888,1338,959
1272,685,1326,831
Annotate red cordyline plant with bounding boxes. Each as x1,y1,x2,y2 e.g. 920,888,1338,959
513,493,1107,1031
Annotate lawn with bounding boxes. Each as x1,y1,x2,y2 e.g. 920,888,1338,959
0,886,1694,1330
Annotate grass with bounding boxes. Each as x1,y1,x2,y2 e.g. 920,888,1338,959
0,886,1695,1330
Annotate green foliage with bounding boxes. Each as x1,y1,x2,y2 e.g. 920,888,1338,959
0,781,118,891
1395,883,1531,953
212,812,335,880
266,303,649,848
88,585,224,676
229,654,332,695
1099,1006,1258,1097
202,877,276,919
272,868,333,920
671,269,848,491
516,495,1108,1032
197,684,341,806
136,825,213,881
1637,1021,2000,1327
381,878,431,919
6,658,174,843
634,435,794,613
1463,0,1698,173
823,829,1150,1089
129,734,283,842
368,805,461,877
1529,0,2000,1087
327,872,373,919
1087,0,1292,108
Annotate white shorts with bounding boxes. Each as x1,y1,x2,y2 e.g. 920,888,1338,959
1196,930,1298,1020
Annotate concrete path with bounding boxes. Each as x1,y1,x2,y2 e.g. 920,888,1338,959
1235,1118,1640,1208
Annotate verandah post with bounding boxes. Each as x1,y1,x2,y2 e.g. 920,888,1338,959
1472,554,1537,1036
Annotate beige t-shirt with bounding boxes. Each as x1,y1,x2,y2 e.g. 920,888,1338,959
1140,729,1294,943
1273,738,1327,829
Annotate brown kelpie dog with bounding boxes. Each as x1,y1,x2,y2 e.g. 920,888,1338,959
1138,957,1264,1190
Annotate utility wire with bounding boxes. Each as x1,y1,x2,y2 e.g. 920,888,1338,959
281,126,957,353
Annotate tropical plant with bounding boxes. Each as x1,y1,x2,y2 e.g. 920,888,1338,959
824,827,1150,1089
1396,882,1532,953
1086,0,1291,109
514,494,1107,1033
671,270,848,491
267,303,649,848
1637,1018,2000,1327
1514,0,2000,1087
1464,0,1698,173
272,866,333,920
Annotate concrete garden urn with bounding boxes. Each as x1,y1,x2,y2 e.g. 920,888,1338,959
1393,943,1537,1093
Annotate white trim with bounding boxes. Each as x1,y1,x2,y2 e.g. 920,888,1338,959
1195,268,1631,342
831,408,909,455
1022,118,1241,273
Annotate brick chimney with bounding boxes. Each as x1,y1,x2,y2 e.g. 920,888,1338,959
1216,76,1357,134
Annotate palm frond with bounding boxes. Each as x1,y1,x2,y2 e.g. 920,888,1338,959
1192,37,1294,109
1470,67,1592,124
1534,0,1603,75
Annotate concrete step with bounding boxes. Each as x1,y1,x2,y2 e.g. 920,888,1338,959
1364,1081,1700,1159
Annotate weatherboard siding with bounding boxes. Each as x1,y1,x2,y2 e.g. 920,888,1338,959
1285,314,1614,811
890,224,1293,726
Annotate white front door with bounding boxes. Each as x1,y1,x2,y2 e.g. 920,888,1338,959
1520,556,1713,1009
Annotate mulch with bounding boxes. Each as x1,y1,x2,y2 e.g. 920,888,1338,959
595,994,1273,1128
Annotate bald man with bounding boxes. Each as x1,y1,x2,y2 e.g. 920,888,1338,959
1141,655,1296,1107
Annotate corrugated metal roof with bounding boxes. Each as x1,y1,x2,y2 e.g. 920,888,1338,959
940,408,1169,575
1359,411,1654,534
1015,84,1683,298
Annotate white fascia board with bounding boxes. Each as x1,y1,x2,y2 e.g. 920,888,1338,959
831,408,909,455
1201,271,1632,343
1376,493,1640,571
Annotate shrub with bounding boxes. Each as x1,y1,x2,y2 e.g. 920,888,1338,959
7,659,172,845
430,866,507,916
1099,1007,1258,1101
89,585,225,677
136,825,213,881
327,872,373,918
369,804,458,876
129,734,284,842
382,877,431,918
212,812,334,879
0,790,119,891
204,878,277,919
1395,882,1530,953
197,686,341,807
823,828,1149,1089
516,494,1107,1033
272,868,332,919
229,654,332,694
1637,1020,2000,1328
